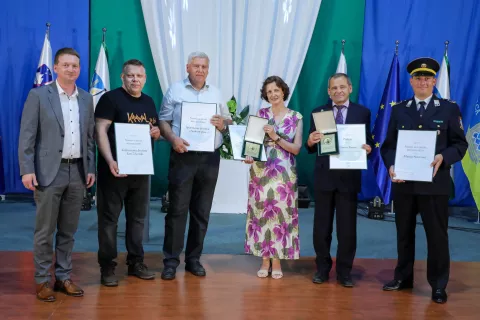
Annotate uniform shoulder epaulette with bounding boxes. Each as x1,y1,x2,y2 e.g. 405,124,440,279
441,98,456,104
396,99,408,105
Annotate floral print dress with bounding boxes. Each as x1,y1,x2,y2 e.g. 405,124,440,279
244,107,302,260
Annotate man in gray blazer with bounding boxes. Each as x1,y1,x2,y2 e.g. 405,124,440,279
18,48,95,302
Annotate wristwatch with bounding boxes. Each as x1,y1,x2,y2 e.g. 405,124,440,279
274,136,281,143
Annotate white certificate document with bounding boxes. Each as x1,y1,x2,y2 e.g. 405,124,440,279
180,102,217,152
329,124,367,169
394,130,437,182
114,123,154,175
229,125,267,161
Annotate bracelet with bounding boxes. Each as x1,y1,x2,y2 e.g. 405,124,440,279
274,136,281,143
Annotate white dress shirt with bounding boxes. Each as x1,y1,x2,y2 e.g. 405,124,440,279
56,81,81,159
414,94,433,111
159,78,231,149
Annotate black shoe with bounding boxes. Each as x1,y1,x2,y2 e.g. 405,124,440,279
161,267,176,280
100,267,118,287
337,275,354,288
382,279,414,291
127,262,155,280
432,289,447,304
312,272,329,284
185,261,206,277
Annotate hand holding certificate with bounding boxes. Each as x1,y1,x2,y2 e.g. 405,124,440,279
115,123,154,175
242,116,268,160
312,110,339,155
180,102,218,152
329,124,367,169
393,130,437,182
229,125,267,161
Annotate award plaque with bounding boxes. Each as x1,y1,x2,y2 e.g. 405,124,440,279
312,110,339,156
242,115,268,161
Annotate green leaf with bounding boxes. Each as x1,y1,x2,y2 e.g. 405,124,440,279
239,105,250,120
256,162,266,170
259,217,268,228
270,148,278,159
227,99,237,114
259,176,269,186
288,224,293,234
282,248,288,257
281,170,290,184
278,212,285,224
267,188,275,200
255,201,265,210
286,207,293,216
254,243,262,251
265,229,272,243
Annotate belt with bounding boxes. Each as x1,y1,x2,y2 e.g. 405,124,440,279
61,158,81,164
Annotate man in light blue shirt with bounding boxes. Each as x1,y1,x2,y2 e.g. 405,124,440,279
159,51,231,280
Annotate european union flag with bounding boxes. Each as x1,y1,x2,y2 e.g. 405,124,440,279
371,54,400,204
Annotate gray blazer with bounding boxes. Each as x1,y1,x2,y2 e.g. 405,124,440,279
18,82,95,186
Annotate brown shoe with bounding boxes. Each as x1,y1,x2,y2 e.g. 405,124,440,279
36,282,56,302
54,279,84,297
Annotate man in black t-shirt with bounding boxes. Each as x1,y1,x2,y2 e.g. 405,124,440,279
95,59,161,287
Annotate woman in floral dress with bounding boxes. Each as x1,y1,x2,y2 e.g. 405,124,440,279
244,76,303,279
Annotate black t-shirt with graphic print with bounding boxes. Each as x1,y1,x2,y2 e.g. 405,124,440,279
94,87,159,174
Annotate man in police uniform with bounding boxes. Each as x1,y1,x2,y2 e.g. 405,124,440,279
380,57,467,304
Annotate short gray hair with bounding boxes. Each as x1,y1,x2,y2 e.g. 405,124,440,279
328,73,352,88
187,51,210,64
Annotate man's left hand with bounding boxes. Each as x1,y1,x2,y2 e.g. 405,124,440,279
431,154,444,177
362,144,372,155
150,123,161,140
210,115,225,131
86,173,96,188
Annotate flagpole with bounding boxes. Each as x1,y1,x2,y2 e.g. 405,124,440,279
341,39,346,54
386,40,400,217
444,40,449,55
102,27,107,43
46,22,51,39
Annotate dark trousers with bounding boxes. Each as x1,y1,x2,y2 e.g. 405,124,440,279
97,173,149,268
163,150,220,268
33,162,85,284
393,193,450,289
313,190,358,277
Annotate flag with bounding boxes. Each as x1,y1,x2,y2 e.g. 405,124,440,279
336,51,347,74
33,33,53,87
90,41,110,109
435,53,455,198
461,98,480,210
371,54,400,204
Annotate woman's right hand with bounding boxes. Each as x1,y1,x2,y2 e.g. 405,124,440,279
244,156,254,164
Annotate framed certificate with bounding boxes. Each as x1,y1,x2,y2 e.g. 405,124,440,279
229,125,267,162
180,102,218,152
394,130,437,182
114,123,154,175
329,124,367,169
242,116,268,160
312,110,339,156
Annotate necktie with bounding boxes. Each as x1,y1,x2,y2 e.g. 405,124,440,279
418,101,426,118
335,105,345,124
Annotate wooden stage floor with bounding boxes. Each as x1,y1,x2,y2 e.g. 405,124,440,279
0,252,478,320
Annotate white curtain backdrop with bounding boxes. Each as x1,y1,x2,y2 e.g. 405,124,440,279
141,0,322,114
141,0,322,213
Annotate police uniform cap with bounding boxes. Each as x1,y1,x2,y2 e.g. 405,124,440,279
407,57,440,77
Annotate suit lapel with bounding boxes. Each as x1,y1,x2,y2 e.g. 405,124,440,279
345,103,356,124
405,98,420,123
47,83,65,133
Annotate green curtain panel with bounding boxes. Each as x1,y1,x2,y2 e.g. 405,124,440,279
90,0,169,196
90,0,366,196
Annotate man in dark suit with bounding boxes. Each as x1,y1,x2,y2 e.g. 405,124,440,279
381,57,467,304
18,48,95,302
305,73,373,287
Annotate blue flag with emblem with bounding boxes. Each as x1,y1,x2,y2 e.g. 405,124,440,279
371,54,400,205
33,32,53,88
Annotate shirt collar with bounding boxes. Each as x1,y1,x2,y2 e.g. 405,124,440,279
333,100,350,108
56,80,79,97
414,94,433,106
184,77,209,91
